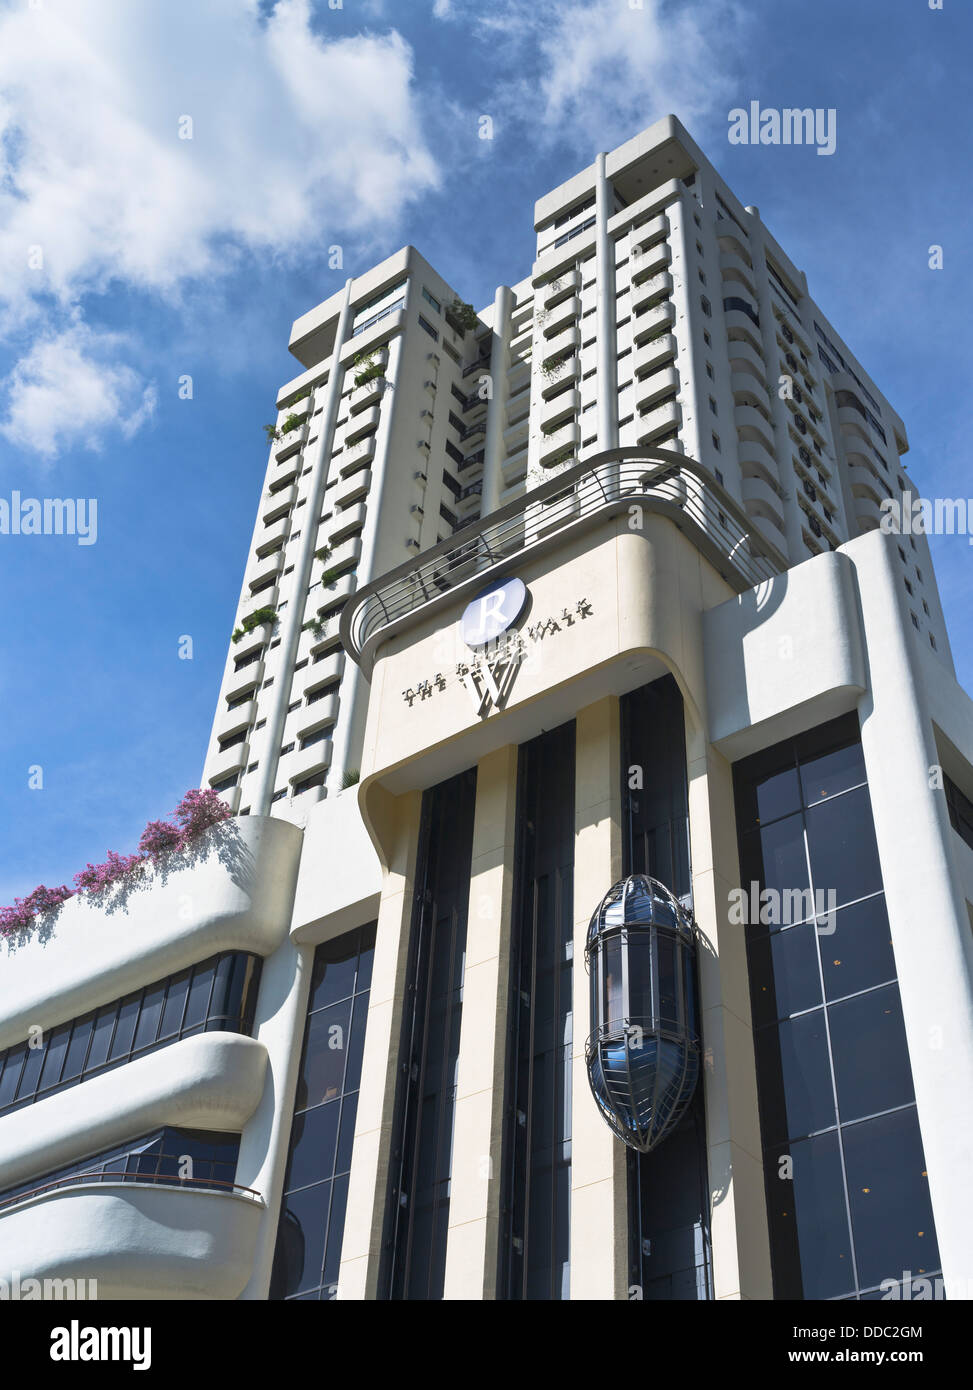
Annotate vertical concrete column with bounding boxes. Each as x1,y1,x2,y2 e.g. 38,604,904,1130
480,286,514,518
443,744,519,1299
853,535,973,1289
685,719,772,1300
594,153,619,458
570,696,629,1298
338,789,423,1299
237,934,315,1298
251,278,355,815
328,332,406,794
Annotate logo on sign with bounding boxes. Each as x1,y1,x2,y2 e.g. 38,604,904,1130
460,578,527,649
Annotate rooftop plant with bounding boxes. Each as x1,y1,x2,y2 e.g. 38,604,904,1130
448,299,479,333
279,412,305,436
1,790,232,940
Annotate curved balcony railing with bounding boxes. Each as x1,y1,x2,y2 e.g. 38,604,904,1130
340,446,788,672
0,1164,262,1213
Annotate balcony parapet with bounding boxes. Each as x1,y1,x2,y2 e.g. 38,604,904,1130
340,447,788,677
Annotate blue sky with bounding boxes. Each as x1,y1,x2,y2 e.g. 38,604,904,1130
1,0,970,901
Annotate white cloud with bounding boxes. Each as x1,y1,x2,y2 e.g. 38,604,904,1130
0,323,157,459
473,0,744,151
432,0,454,18
0,0,440,457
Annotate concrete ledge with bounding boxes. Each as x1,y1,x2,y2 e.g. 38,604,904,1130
0,1183,262,1300
0,1033,267,1192
0,816,303,1049
703,548,867,757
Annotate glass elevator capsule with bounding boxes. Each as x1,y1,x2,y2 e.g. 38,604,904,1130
585,875,700,1154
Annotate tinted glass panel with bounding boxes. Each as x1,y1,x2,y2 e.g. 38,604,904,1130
133,983,166,1052
748,924,820,1027
828,986,914,1122
806,787,883,907
820,896,896,1001
38,1023,71,1091
756,1009,834,1143
287,1102,340,1193
767,1130,853,1300
61,1017,94,1082
843,1109,939,1290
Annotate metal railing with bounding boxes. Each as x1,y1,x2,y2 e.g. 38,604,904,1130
0,1163,262,1213
340,446,788,670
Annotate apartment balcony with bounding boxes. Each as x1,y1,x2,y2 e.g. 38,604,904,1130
274,421,308,460
350,374,386,414
503,445,528,487
751,507,789,550
504,414,530,451
255,515,289,557
296,694,340,741
224,659,264,705
540,354,580,397
325,534,362,575
543,295,581,338
262,484,295,526
542,323,581,365
207,740,249,788
335,468,371,508
542,266,581,305
339,436,376,475
329,500,367,546
539,419,580,466
849,462,886,505
636,397,681,445
854,493,884,531
539,387,579,432
286,739,332,795
272,452,301,488
460,414,487,443
728,339,769,387
248,545,283,589
723,309,763,344
317,570,357,615
632,300,676,346
719,252,758,297
742,476,787,531
631,271,673,314
338,306,406,362
633,332,677,377
0,1181,263,1301
717,230,753,266
738,440,781,489
305,651,345,692
731,372,772,413
630,242,671,285
219,699,256,742
632,212,669,252
346,404,380,445
735,405,776,455
634,364,680,413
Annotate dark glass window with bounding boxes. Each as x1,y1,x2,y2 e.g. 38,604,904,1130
734,713,940,1299
271,922,375,1301
0,952,261,1118
500,723,575,1301
382,770,477,1301
0,1127,241,1210
945,772,973,853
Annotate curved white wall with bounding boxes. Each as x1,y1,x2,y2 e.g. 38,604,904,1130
0,816,303,1050
0,1184,262,1300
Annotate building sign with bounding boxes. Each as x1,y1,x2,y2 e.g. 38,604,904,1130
402,591,593,719
460,578,527,649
